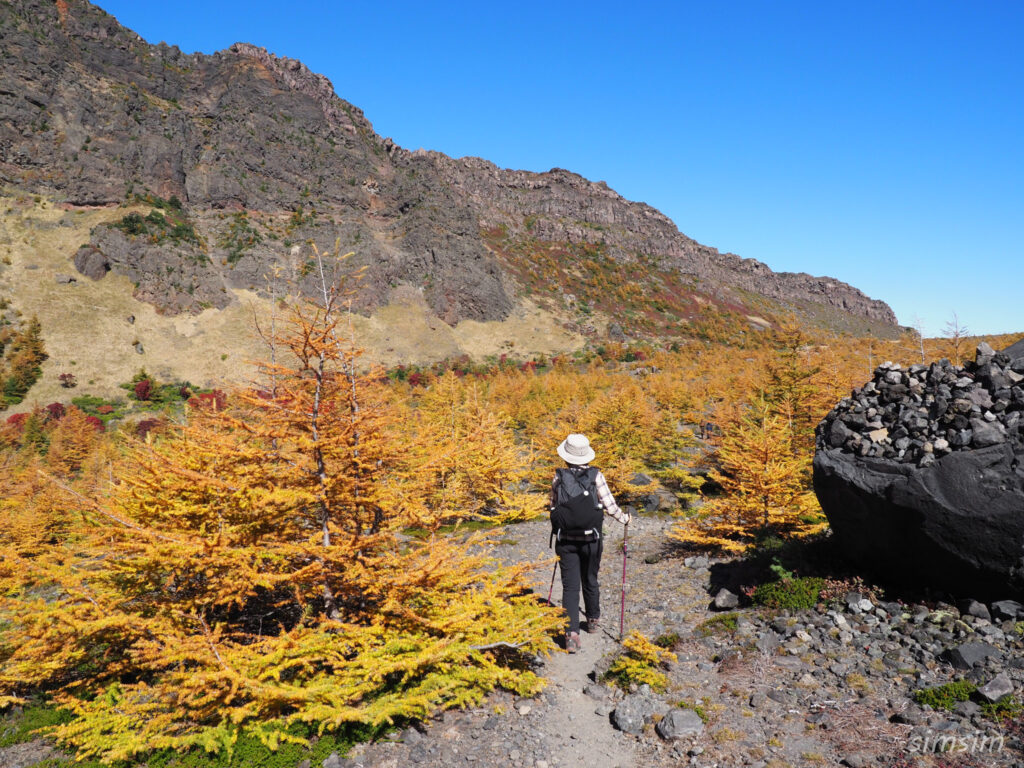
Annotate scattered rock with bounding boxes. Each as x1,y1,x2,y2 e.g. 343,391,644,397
0,740,58,768
976,342,996,367
54,273,76,284
841,753,874,768
73,245,110,280
301,512,1024,768
400,727,424,744
953,700,981,718
611,688,667,735
977,672,1014,703
712,588,739,610
958,599,991,621
654,708,704,740
943,641,1001,670
845,592,873,613
610,696,649,736
583,682,611,700
991,600,1024,620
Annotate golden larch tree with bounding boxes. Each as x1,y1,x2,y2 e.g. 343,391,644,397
0,253,561,762
670,399,823,553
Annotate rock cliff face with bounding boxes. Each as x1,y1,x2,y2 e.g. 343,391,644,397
0,0,897,331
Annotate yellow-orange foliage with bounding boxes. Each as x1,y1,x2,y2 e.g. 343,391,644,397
400,372,543,526
44,405,105,477
671,399,823,552
0,255,561,761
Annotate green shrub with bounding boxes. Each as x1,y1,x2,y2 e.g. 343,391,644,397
980,695,1021,720
0,705,380,767
912,680,976,711
71,395,127,424
0,703,73,747
751,577,824,610
113,196,198,245
219,212,263,265
115,211,147,236
695,612,738,637
654,631,681,649
119,369,196,407
141,723,371,768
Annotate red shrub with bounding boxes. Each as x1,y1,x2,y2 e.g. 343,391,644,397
84,415,105,433
135,418,164,439
6,412,29,430
134,379,153,401
188,389,227,411
96,405,115,415
45,402,66,421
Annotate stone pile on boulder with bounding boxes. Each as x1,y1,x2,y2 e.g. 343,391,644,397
818,341,1024,464
814,340,1024,598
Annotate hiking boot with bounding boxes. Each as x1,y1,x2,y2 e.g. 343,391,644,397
584,616,600,634
565,631,581,654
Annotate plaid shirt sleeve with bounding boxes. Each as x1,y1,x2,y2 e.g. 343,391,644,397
594,470,629,525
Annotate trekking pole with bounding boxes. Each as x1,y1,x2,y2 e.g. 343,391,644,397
547,561,558,606
619,522,628,641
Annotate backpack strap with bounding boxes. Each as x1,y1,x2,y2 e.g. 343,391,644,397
555,466,601,502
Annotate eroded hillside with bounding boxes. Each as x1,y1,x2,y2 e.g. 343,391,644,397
0,0,898,354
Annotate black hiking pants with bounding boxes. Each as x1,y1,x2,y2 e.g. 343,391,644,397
555,536,603,634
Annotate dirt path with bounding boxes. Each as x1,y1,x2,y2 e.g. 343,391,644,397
343,518,645,768
535,623,635,768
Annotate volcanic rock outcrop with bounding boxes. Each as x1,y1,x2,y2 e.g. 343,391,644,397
813,341,1024,599
0,0,898,332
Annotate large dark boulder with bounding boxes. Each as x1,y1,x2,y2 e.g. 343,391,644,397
814,341,1024,599
814,443,1024,598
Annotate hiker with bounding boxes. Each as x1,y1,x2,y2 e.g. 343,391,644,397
550,433,630,653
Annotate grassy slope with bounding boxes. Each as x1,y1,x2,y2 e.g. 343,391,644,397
0,194,583,411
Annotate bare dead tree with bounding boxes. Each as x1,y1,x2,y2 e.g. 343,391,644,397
941,311,969,366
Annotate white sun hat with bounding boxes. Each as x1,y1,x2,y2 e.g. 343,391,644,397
557,433,596,465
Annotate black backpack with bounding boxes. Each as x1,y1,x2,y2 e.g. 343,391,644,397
551,466,604,540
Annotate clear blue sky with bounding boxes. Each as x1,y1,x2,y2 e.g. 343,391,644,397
96,0,1023,337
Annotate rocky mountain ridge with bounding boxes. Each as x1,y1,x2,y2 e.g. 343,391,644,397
0,0,897,336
